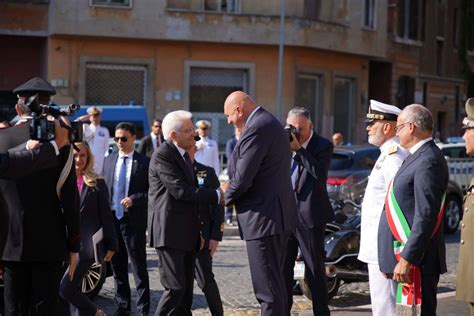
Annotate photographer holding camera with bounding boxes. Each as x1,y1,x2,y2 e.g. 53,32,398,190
0,77,80,316
282,107,334,316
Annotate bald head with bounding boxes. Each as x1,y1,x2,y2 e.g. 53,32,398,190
223,91,257,129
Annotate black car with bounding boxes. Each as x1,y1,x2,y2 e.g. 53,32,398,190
326,145,463,234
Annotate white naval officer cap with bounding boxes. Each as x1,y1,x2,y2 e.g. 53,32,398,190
87,106,103,115
365,100,402,124
463,98,474,129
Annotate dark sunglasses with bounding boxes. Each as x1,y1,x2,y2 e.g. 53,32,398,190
114,136,128,142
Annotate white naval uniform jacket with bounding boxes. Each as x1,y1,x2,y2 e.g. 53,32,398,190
195,136,220,175
84,124,110,175
358,137,409,265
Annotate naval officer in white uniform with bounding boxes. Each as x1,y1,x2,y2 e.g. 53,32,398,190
358,100,409,316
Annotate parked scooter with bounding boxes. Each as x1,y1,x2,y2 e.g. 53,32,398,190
294,199,368,300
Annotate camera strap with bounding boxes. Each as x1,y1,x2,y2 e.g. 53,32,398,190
56,145,74,198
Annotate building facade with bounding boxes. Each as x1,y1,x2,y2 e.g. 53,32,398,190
0,0,472,144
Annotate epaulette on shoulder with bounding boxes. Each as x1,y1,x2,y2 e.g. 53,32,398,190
388,144,398,155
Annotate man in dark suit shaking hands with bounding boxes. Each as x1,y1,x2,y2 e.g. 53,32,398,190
378,104,448,315
222,91,297,316
148,110,222,316
103,122,150,316
283,107,334,315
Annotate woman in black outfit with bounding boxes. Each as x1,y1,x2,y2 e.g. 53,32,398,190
60,141,118,316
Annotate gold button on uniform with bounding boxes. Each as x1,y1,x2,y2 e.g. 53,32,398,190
461,240,465,245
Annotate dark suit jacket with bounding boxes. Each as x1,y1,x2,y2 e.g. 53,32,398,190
378,140,448,275
148,141,219,251
0,143,58,179
103,151,150,232
138,134,165,158
293,133,335,228
78,179,118,260
194,161,224,247
224,107,297,240
225,136,238,161
0,145,80,262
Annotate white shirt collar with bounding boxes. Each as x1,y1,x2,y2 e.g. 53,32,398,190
245,106,261,126
172,142,187,158
409,137,432,154
118,151,134,159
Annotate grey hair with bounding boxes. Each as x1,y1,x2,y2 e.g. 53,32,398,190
287,107,312,123
162,110,192,140
402,104,433,132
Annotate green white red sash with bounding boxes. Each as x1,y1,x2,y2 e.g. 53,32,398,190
385,179,445,314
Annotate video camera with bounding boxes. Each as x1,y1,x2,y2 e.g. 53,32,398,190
24,94,83,143
284,124,300,142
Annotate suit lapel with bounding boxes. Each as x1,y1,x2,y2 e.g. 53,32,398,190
167,142,196,184
108,153,119,196
80,184,89,210
394,140,432,180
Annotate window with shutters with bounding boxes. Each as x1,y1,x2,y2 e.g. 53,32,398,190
363,0,376,29
333,77,356,142
91,0,131,7
189,67,248,112
397,76,415,108
203,0,241,13
296,73,323,133
398,0,419,40
85,63,146,105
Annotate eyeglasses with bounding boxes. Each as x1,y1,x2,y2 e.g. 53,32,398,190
114,136,128,142
394,122,413,133
177,128,194,134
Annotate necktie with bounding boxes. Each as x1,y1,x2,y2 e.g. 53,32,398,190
115,156,128,220
183,152,196,180
156,137,160,148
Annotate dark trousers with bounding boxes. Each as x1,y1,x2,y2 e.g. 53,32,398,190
155,247,195,316
59,257,97,316
224,207,233,222
112,215,150,314
284,226,330,315
246,233,289,316
421,274,439,316
2,260,63,316
195,248,223,316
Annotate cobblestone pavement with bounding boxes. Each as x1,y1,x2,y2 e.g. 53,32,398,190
93,228,461,315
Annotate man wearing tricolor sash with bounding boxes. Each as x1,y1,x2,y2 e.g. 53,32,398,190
456,98,474,315
378,104,448,315
358,100,408,316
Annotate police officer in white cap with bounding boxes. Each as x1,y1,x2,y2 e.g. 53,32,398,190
358,100,409,316
456,98,474,315
195,120,220,174
77,106,109,174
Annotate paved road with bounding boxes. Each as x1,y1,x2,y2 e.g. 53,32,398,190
92,227,467,315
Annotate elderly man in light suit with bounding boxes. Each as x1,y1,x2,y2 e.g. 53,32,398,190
456,98,474,315
358,100,408,316
223,91,297,316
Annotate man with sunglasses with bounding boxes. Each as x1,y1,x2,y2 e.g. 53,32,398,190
378,104,448,315
456,98,474,315
78,106,110,174
358,100,408,316
103,122,150,316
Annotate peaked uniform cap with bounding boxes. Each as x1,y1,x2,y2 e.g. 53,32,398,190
87,106,103,115
365,99,401,123
196,120,211,129
463,98,474,128
13,77,56,96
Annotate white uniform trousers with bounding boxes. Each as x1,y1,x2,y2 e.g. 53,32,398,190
368,263,397,316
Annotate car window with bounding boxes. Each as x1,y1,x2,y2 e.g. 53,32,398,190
442,147,468,158
329,153,354,170
353,156,377,169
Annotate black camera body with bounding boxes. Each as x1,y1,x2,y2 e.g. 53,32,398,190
26,94,83,143
284,124,300,142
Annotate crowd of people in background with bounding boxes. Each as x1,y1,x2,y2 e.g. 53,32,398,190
0,76,473,316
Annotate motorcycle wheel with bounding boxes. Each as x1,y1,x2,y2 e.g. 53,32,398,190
299,276,340,301
81,262,107,299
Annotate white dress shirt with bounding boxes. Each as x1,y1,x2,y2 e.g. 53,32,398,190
195,136,220,175
112,151,134,211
